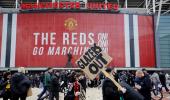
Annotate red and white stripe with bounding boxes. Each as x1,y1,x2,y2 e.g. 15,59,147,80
124,14,131,67
0,14,8,67
10,14,17,67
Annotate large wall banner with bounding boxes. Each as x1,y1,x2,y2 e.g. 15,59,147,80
6,13,156,68
15,13,125,67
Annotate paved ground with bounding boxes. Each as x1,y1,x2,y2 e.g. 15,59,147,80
0,87,170,100
27,87,170,100
27,87,103,100
151,88,170,100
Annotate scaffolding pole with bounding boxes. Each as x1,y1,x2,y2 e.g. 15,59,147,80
84,0,87,9
37,0,39,5
105,0,108,9
125,0,128,8
146,0,148,9
153,0,155,13
117,0,120,7
162,10,170,15
154,0,169,8
52,0,55,3
15,0,18,9
155,0,163,33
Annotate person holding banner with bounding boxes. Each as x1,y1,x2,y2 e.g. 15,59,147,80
135,70,152,100
102,68,125,100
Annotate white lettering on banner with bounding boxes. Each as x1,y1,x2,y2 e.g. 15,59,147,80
55,47,60,55
33,32,40,45
33,47,38,55
79,46,83,55
32,32,108,57
42,33,48,45
63,32,95,45
73,47,79,55
39,47,44,55
63,32,69,45
97,33,108,53
50,32,56,45
46,46,89,55
67,47,72,53
76,45,112,80
61,47,67,55
33,32,56,45
48,46,55,55
83,47,89,54
80,33,86,45
88,33,94,45
72,33,77,45
33,47,44,55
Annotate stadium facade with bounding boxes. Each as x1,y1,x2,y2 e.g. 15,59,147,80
0,0,170,70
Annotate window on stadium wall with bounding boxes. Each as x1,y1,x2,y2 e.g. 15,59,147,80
159,16,170,67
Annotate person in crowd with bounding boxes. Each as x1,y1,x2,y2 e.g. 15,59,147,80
37,68,52,100
29,75,34,87
64,71,76,100
11,67,32,100
98,73,105,89
119,71,128,82
48,70,60,100
34,74,40,88
135,70,152,100
74,73,86,100
150,71,161,95
39,72,44,88
112,70,119,82
102,68,126,100
125,71,134,87
159,71,169,92
74,74,81,100
60,70,68,91
32,74,36,88
0,71,11,100
66,52,73,68
78,73,86,93
142,69,150,78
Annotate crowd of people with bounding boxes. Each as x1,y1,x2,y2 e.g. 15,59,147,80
0,67,31,100
0,67,170,100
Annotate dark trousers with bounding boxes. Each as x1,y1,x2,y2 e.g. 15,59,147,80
161,83,169,92
37,86,47,100
3,90,11,100
12,94,27,100
49,91,59,100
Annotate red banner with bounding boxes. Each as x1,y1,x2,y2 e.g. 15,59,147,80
138,16,156,67
15,13,156,68
16,13,125,67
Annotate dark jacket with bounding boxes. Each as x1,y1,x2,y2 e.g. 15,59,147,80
64,83,75,100
44,72,51,87
79,76,86,92
11,73,31,95
50,74,60,92
135,76,152,100
102,78,121,100
0,77,10,97
159,73,166,85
